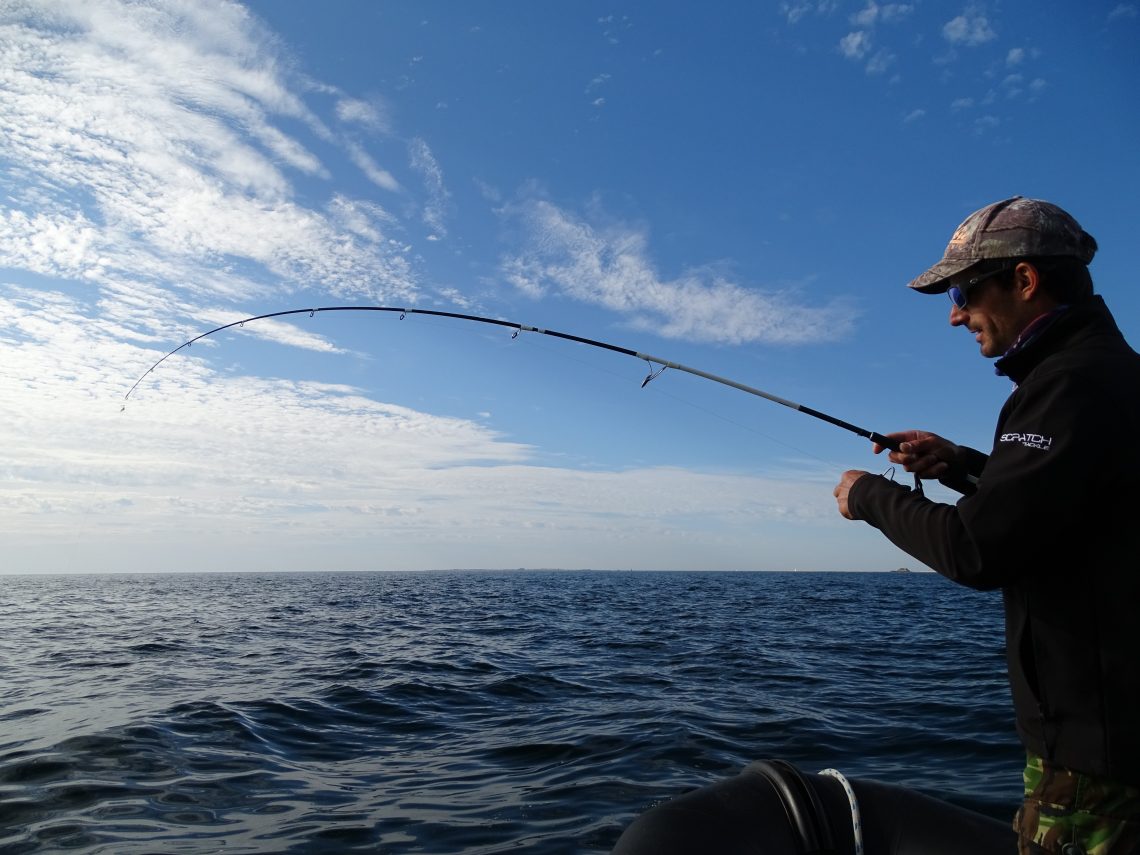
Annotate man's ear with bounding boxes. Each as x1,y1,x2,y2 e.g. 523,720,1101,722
1013,261,1042,303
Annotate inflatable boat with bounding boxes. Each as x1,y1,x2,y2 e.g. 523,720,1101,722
612,759,1016,854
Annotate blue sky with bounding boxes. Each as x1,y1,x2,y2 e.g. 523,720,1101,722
2,0,1137,574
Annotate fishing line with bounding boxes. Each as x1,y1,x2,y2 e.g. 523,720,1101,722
124,305,977,493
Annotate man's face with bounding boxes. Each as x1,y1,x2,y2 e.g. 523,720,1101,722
948,272,1035,358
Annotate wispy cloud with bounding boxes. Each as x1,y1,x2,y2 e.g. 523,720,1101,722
782,1,841,25
1,285,840,573
837,3,911,73
866,49,896,75
839,31,873,60
586,72,612,108
1002,73,1024,95
930,10,1047,117
994,72,1046,103
1,0,426,323
792,0,1045,118
346,141,403,193
943,9,997,46
0,0,916,575
851,2,914,27
973,114,1001,135
336,97,391,132
596,14,632,45
0,0,523,572
409,138,451,239
1108,4,1138,21
497,198,855,346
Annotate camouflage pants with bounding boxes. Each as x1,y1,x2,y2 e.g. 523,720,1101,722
1014,752,1140,854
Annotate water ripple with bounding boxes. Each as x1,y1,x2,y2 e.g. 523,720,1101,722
0,570,1020,853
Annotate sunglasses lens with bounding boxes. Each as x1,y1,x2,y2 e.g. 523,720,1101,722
948,285,968,310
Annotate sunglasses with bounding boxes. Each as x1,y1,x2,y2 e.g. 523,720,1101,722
947,262,1014,310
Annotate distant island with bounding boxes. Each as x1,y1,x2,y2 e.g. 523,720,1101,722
892,567,911,573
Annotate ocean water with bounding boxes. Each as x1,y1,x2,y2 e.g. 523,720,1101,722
0,570,1022,853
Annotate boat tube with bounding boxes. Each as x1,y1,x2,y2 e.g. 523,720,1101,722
612,759,1016,854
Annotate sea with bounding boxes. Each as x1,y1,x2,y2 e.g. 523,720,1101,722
0,570,1023,854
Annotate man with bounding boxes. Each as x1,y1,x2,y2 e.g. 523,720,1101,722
833,196,1140,854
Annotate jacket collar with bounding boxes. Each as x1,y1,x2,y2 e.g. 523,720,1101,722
994,295,1121,384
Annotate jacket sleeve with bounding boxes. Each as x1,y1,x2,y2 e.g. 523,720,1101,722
957,446,989,476
847,475,991,588
848,364,1109,590
935,445,989,495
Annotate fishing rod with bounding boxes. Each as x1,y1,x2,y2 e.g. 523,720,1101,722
125,305,977,494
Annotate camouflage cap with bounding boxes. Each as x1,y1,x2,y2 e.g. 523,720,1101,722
907,196,1098,294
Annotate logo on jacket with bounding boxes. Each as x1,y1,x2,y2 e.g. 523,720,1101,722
1000,432,1053,451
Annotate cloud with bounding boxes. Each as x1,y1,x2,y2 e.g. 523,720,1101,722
943,9,997,46
1108,4,1138,21
0,0,423,315
586,73,611,92
837,3,911,75
409,138,451,238
903,108,926,123
865,49,896,75
596,14,631,45
346,141,403,192
973,114,1001,135
782,1,841,25
839,36,894,75
1,288,844,573
998,73,1046,102
0,0,487,572
850,2,913,27
336,97,390,132
498,198,856,346
879,3,914,22
839,31,872,60
851,3,877,26
1006,47,1025,65
0,0,899,576
586,73,611,106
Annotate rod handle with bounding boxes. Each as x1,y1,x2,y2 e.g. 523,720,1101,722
868,431,901,451
869,431,977,496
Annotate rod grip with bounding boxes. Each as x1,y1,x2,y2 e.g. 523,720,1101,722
868,431,902,451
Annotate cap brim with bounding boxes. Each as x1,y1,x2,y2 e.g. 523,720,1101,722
907,257,976,294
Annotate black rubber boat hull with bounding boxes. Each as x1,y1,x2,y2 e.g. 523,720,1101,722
612,760,1016,855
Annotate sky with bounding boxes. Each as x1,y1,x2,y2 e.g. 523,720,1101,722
2,0,1137,574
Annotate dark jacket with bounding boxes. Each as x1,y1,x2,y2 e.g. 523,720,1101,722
848,296,1140,785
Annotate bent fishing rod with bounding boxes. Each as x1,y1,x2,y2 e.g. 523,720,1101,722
125,305,977,494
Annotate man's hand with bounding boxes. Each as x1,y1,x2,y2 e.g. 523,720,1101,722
834,469,869,520
873,430,960,480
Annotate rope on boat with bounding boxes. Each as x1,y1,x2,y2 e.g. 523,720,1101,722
819,768,864,855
